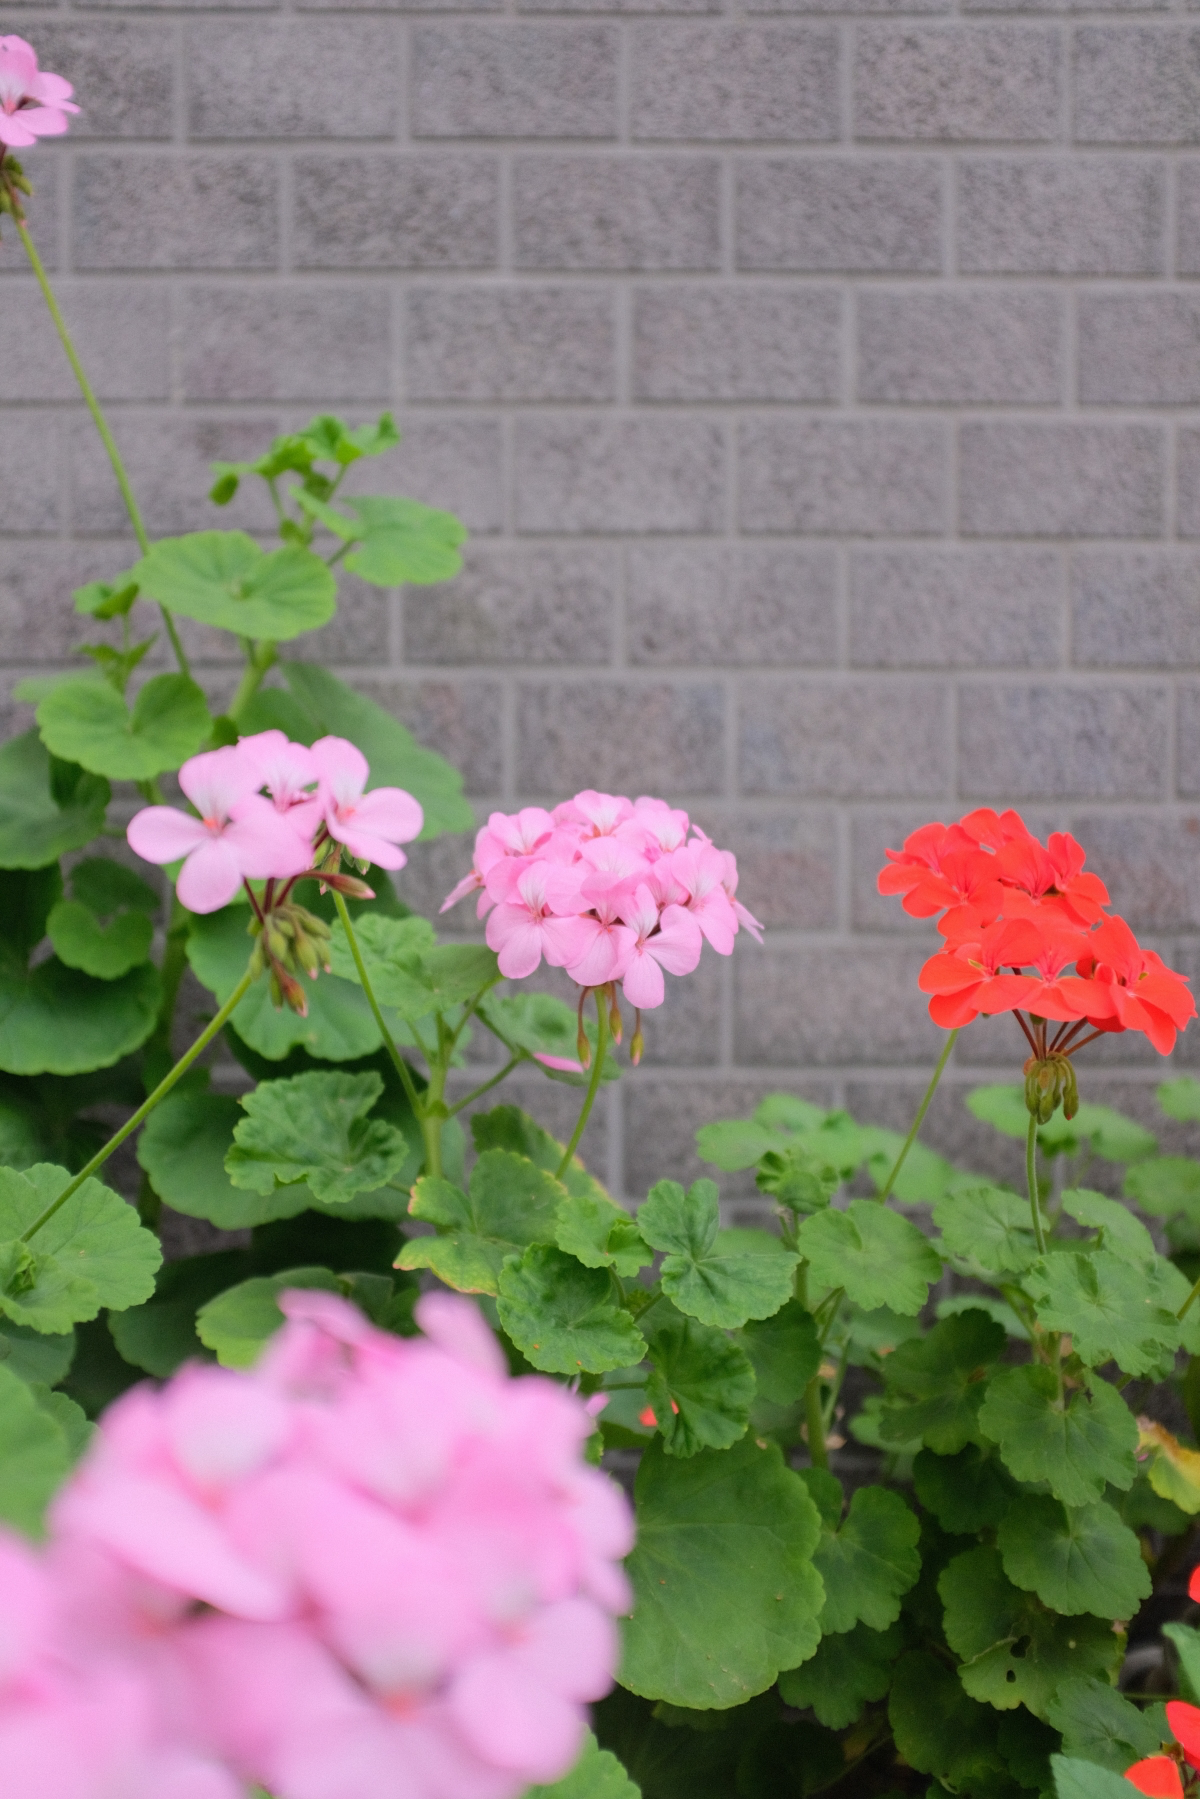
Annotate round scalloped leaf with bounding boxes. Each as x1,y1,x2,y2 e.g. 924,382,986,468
879,1308,1007,1454
132,532,336,641
526,1734,640,1799
932,1184,1038,1275
0,1363,72,1538
1047,1676,1167,1775
621,1435,825,1710
196,1267,342,1369
226,1070,412,1207
400,1148,564,1296
0,732,109,871
0,959,159,1077
47,900,153,981
778,1621,902,1731
637,1179,797,1329
342,497,466,587
497,1246,647,1374
0,1163,161,1328
996,1495,1151,1621
644,1313,755,1457
797,1200,942,1316
1024,1248,1179,1375
34,674,211,782
812,1484,921,1634
738,1300,821,1408
978,1365,1137,1507
138,1090,317,1230
110,1249,253,1379
1051,1754,1154,1799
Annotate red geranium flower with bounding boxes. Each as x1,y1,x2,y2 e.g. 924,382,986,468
1126,1756,1185,1798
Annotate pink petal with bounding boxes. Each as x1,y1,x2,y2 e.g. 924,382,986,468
351,787,424,847
0,115,37,147
330,824,408,870
560,920,632,987
311,735,369,807
440,870,482,913
224,797,315,880
127,805,209,866
176,838,245,914
179,745,260,822
620,950,665,1010
415,1293,506,1378
534,1053,587,1074
449,1655,585,1783
648,904,704,975
487,914,547,980
694,890,738,956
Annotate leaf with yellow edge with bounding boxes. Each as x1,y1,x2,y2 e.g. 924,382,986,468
1136,1418,1200,1516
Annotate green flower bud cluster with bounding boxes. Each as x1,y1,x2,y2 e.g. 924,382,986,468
247,902,333,1016
1023,1051,1079,1123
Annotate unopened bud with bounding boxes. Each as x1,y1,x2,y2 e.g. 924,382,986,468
318,872,375,900
294,931,323,979
247,914,264,938
248,941,265,981
607,985,623,1045
269,968,283,1009
630,1011,644,1067
267,926,290,961
278,969,309,1017
576,1020,592,1070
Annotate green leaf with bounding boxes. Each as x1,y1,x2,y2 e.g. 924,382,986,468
913,1444,1016,1535
880,1309,1007,1453
341,496,466,587
1059,1189,1157,1262
1047,1677,1167,1775
967,1086,1156,1163
0,1363,71,1537
496,1246,647,1374
795,1201,942,1316
196,1267,343,1368
35,1387,90,1461
978,1366,1137,1507
637,1179,797,1329
1166,1621,1200,1704
470,1105,609,1206
940,1545,1120,1717
556,1190,651,1279
1024,1248,1179,1375
132,533,336,641
889,1651,1010,1793
301,411,401,467
31,673,211,781
74,574,139,620
226,1070,411,1208
695,1119,799,1172
280,662,472,842
138,1089,319,1230
0,733,109,870
47,900,152,981
477,992,620,1089
644,1313,755,1457
1051,1754,1147,1799
110,1249,251,1377
1125,1157,1200,1223
778,1621,902,1730
621,1435,825,1710
738,1300,820,1407
1159,1077,1200,1123
0,1321,74,1386
325,913,437,1012
812,1483,921,1634
997,1495,1151,1620
932,1185,1038,1276
0,958,159,1077
0,1163,160,1331
526,1733,640,1799
399,1148,563,1295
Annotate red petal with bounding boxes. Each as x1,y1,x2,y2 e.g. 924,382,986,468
1125,1755,1184,1798
1167,1701,1200,1769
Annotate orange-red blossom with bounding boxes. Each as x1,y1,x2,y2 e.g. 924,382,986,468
878,808,1195,1060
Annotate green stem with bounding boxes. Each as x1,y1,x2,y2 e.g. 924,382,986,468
1026,1111,1048,1256
144,895,191,1082
12,212,191,681
21,965,256,1245
449,1057,520,1118
875,1027,959,1204
554,991,609,1182
331,890,426,1124
1178,1272,1200,1322
228,641,277,725
804,1373,829,1470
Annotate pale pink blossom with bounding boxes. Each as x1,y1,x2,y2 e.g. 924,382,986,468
0,36,79,149
664,842,740,955
127,746,314,914
311,737,423,871
552,792,632,839
629,796,690,856
618,885,703,1010
559,872,635,989
239,730,323,840
485,863,587,979
721,849,764,945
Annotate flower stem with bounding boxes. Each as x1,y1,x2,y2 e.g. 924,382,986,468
331,890,426,1130
1026,1111,1048,1256
449,1057,520,1118
228,640,277,725
554,990,608,1183
874,1027,959,1204
804,1373,829,1471
11,210,190,680
1177,1273,1200,1321
20,964,256,1245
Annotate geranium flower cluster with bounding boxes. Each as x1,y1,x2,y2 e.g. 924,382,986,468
878,807,1195,1059
0,1291,631,1799
441,792,762,1011
128,730,423,915
0,36,78,150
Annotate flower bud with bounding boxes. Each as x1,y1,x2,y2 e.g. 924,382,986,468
630,1012,644,1067
278,969,309,1017
267,926,290,962
607,985,623,1046
247,940,265,981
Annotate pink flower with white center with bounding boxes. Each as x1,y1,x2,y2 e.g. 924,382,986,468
721,850,764,945
617,885,703,1010
0,37,79,149
665,842,740,955
127,746,315,915
628,796,690,857
310,736,423,872
485,863,591,979
239,731,323,840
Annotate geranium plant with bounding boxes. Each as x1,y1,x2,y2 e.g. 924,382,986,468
6,33,1200,1799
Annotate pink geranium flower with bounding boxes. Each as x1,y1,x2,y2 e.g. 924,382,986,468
239,730,324,840
485,863,588,979
127,745,314,914
618,884,702,1009
311,737,423,871
0,36,79,148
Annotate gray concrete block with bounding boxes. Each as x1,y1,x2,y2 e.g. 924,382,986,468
80,0,275,9
736,156,943,272
406,286,615,402
627,544,838,666
0,542,142,665
959,423,1164,537
1070,812,1200,931
628,953,724,1069
739,676,951,796
413,24,618,139
30,23,173,139
292,155,498,270
958,157,1165,274
187,21,397,140
1178,429,1200,540
958,682,1170,799
739,419,947,535
1072,550,1200,667
630,25,840,141
404,543,617,663
75,154,279,270
0,413,62,535
2,282,169,401
1176,163,1200,275
736,942,943,1066
623,1076,837,1198
632,286,841,402
70,415,282,539
515,417,725,533
513,155,721,270
180,287,390,402
1179,685,1200,796
283,576,392,670
354,417,504,534
0,153,59,274
1075,27,1200,144
854,26,1062,142
367,678,505,796
1080,294,1200,404
857,289,1062,404
521,0,716,15
515,678,726,794
749,0,948,16
697,805,840,928
850,546,1064,667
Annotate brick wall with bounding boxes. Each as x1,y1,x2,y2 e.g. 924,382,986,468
4,0,1200,1204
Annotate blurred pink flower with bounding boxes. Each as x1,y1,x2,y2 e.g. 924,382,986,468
311,737,423,871
0,36,79,149
126,745,314,914
238,730,324,840
618,885,702,1010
